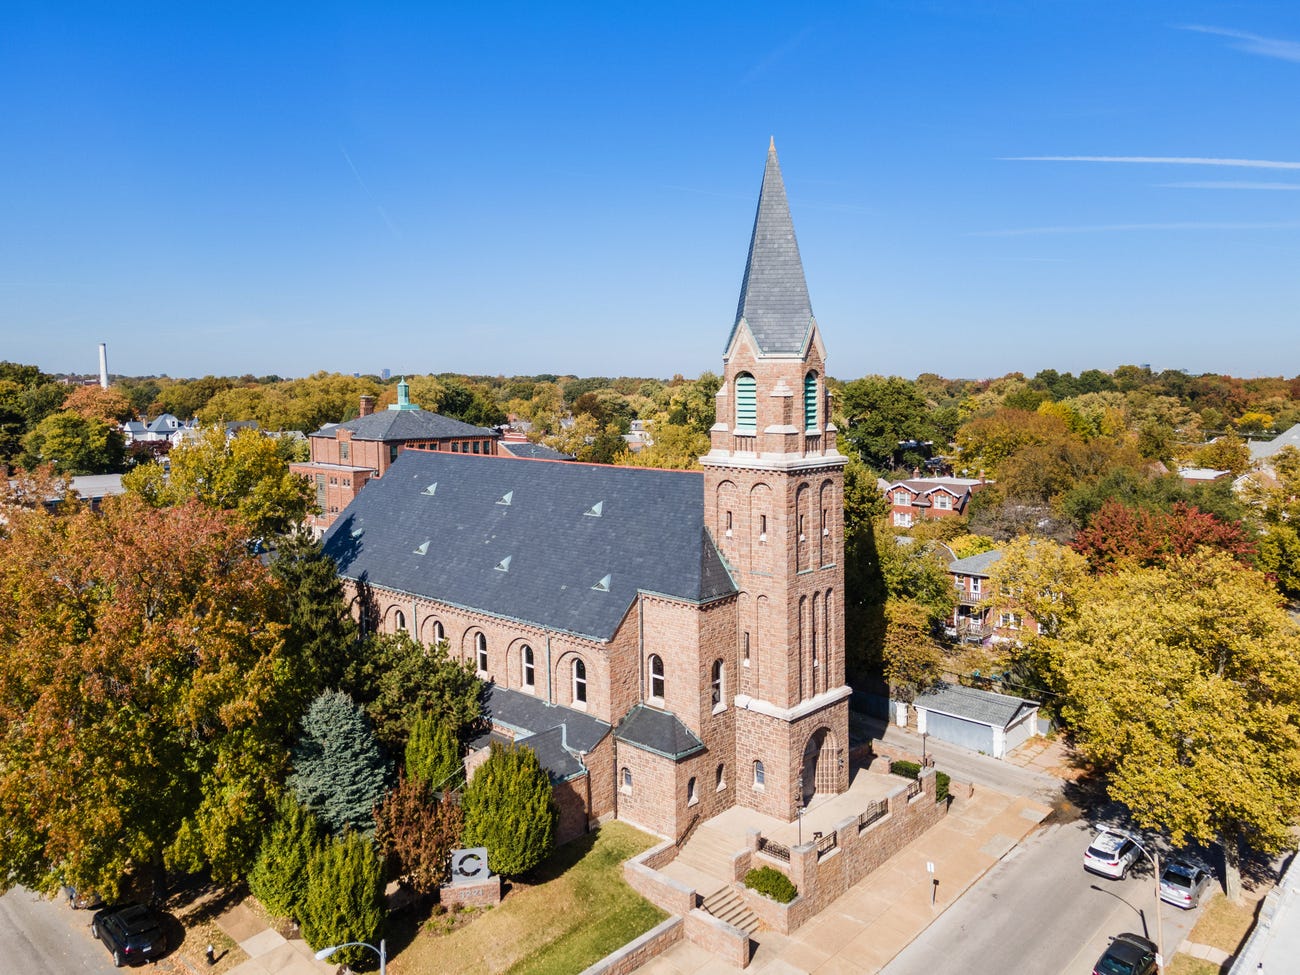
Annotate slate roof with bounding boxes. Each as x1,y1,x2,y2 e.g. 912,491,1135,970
912,682,1039,730
313,408,496,444
614,705,706,760
320,451,737,643
499,441,574,461
947,549,1004,578
727,140,815,356
481,684,611,755
1249,422,1300,462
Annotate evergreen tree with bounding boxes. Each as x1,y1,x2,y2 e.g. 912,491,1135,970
248,794,320,920
289,690,391,835
270,529,357,692
461,742,557,877
300,831,385,968
405,712,463,790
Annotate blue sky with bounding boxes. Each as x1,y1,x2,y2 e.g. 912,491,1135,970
3,2,1298,382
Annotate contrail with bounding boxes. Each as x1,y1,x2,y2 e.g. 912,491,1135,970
341,146,402,238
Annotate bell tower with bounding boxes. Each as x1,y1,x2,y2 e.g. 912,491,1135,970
701,140,851,820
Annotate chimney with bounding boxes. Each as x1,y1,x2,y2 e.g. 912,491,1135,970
359,394,375,418
98,343,109,389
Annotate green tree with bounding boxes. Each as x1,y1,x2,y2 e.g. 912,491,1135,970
405,712,464,790
1044,553,1300,901
880,599,945,702
461,741,557,877
615,420,709,470
21,410,124,474
838,375,938,473
289,690,391,835
300,831,385,967
270,531,357,692
248,794,321,919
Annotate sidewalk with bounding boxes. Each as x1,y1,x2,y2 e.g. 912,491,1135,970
634,785,1051,975
214,902,337,975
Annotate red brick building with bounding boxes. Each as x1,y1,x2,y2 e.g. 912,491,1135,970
291,379,498,534
883,476,984,529
319,142,850,843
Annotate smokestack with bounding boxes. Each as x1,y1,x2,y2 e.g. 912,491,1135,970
98,343,109,389
359,394,375,418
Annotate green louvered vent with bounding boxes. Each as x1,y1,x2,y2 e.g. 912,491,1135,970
735,374,757,432
804,373,818,431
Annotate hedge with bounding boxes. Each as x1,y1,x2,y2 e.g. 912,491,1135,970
890,760,950,803
744,866,797,903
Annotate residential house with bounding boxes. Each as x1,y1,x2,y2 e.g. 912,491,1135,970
946,548,1037,644
883,476,984,528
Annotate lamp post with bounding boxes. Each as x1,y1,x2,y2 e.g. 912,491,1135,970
1122,834,1164,974
315,939,386,975
921,731,929,767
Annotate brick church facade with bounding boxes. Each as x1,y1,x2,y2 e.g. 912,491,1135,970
319,141,850,841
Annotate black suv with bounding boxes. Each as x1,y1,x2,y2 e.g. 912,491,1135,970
91,903,167,967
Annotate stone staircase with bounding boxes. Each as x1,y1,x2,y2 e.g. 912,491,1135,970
701,886,761,936
675,824,741,882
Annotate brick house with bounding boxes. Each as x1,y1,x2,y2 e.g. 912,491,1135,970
318,141,850,844
290,379,498,533
946,548,1038,644
883,476,984,529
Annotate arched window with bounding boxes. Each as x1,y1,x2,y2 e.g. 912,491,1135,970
753,760,765,789
431,620,444,645
687,776,698,806
716,763,726,792
475,632,488,673
573,658,588,704
735,373,757,432
804,372,819,431
621,767,632,793
648,654,665,700
393,609,406,632
711,659,724,710
522,645,535,690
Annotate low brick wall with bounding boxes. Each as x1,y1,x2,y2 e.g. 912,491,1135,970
740,888,818,936
577,916,684,975
439,875,501,909
685,908,751,969
624,843,696,917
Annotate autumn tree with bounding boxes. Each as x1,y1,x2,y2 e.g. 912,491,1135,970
61,385,135,425
288,690,392,836
461,742,557,877
1043,553,1300,901
300,831,385,967
880,599,945,702
1189,432,1251,477
0,495,313,899
615,421,709,470
1072,500,1254,572
373,776,464,896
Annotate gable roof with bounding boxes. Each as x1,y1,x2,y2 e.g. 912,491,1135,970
320,451,736,643
614,704,706,760
913,681,1038,730
1249,422,1300,462
726,140,815,356
314,407,495,444
499,441,574,461
947,548,1004,577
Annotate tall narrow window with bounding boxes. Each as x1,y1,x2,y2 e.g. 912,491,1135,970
393,610,406,632
711,659,724,709
743,632,751,667
476,632,488,673
648,654,665,700
339,440,350,462
804,372,819,431
573,659,587,704
687,777,698,805
431,620,445,645
735,373,757,432
522,645,535,690
753,760,765,789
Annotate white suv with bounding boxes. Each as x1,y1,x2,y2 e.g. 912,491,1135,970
1083,829,1141,880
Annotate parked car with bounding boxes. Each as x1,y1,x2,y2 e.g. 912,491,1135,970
67,886,104,910
1083,829,1142,880
91,903,167,967
1092,932,1158,975
1159,857,1214,909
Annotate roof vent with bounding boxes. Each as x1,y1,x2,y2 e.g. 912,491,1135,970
422,482,438,496
494,555,512,572
350,528,364,538
414,540,429,556
585,501,604,517
592,574,611,592
497,491,513,506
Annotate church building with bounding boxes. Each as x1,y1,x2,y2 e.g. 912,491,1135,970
319,141,851,841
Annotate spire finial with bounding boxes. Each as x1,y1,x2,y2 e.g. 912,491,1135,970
769,135,776,152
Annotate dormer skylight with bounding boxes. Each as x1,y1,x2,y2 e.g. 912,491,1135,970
422,482,438,496
414,540,429,556
497,491,513,506
592,574,611,592
584,501,604,517
494,555,512,572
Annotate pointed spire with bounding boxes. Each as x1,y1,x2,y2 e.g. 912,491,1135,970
727,140,814,355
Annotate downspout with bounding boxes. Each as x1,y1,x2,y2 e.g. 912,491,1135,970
546,636,553,705
637,592,645,703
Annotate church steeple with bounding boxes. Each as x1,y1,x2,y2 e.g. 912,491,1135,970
727,139,816,357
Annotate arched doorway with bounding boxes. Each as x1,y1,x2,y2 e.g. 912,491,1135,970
800,727,839,805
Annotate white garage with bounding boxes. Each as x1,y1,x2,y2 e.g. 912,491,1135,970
912,683,1041,760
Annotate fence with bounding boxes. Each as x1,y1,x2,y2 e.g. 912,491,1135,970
757,836,790,863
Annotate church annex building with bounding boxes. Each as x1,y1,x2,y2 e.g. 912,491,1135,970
319,142,851,843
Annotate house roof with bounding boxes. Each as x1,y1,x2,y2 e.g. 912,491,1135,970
313,408,496,444
887,477,983,496
726,140,815,356
946,548,1004,578
320,450,737,643
614,704,705,760
499,441,574,461
912,682,1039,730
1249,422,1300,462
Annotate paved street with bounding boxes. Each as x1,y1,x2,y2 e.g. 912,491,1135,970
881,817,1202,975
0,886,121,974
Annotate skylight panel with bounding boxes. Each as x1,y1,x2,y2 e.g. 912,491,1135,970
592,574,611,592
350,528,364,538
497,491,513,506
422,482,438,496
584,501,604,517
414,541,429,556
495,555,512,572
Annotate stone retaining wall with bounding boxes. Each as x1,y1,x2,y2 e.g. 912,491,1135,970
576,916,684,975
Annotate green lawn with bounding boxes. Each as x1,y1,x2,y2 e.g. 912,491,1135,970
392,821,667,975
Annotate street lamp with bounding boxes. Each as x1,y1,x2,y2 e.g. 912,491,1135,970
1120,834,1164,974
315,939,386,975
921,731,929,767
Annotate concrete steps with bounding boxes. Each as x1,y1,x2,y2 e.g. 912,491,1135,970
675,825,741,882
702,885,761,935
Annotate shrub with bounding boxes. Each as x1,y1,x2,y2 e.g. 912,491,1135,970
406,712,463,790
891,760,921,779
461,741,557,877
744,866,797,903
936,771,950,803
248,794,320,920
300,831,386,968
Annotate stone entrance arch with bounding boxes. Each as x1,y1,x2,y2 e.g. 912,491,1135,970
800,727,839,805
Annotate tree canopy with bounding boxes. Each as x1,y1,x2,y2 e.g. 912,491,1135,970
461,741,557,877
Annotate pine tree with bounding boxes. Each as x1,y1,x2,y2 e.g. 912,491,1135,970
289,690,391,835
461,742,557,877
299,831,385,967
270,530,357,692
405,712,463,790
247,794,320,920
